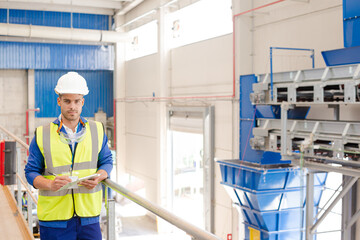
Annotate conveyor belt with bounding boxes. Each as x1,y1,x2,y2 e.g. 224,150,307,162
0,185,34,240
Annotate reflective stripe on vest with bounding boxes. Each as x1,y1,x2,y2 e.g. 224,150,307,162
36,120,103,221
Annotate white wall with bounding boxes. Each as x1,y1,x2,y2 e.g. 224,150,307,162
171,35,233,96
125,53,160,97
253,0,342,74
124,33,234,237
0,70,29,178
0,70,28,140
171,36,234,237
124,54,160,204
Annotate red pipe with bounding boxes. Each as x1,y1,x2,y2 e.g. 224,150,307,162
117,0,285,102
233,0,286,18
25,108,40,155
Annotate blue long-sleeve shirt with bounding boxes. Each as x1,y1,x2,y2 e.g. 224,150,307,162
25,116,113,228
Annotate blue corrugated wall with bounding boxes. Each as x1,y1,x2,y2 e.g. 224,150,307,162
0,42,114,70
0,9,114,118
0,9,109,30
35,70,113,118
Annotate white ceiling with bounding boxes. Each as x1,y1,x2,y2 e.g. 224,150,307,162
0,0,144,15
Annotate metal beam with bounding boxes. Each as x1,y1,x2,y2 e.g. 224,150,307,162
311,177,358,234
293,160,360,178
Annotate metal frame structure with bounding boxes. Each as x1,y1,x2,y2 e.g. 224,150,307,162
270,47,315,101
251,64,360,105
249,63,360,239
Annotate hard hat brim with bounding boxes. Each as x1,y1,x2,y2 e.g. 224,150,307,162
55,89,89,95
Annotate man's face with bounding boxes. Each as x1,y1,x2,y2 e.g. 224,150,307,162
57,94,84,122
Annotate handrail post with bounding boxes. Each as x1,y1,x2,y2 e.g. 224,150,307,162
107,199,115,240
27,183,33,232
105,186,115,240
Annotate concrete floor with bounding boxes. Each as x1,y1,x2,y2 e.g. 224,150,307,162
118,215,157,237
114,198,191,240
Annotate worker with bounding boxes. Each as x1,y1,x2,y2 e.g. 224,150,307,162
22,191,28,218
25,72,113,240
22,191,28,210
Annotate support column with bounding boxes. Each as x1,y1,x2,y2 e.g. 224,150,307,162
306,171,314,240
113,15,127,181
26,70,36,176
157,2,171,233
27,70,35,134
280,102,293,160
158,1,171,207
343,176,357,240
356,181,360,240
232,1,254,239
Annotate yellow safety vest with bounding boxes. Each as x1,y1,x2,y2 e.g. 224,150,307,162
36,120,104,221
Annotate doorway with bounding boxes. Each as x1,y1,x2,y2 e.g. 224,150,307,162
167,106,214,232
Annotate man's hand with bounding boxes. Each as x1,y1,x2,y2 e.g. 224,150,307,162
79,170,108,190
50,175,72,191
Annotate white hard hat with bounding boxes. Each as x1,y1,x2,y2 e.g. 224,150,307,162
54,72,89,95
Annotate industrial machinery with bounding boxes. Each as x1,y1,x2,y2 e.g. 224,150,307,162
219,73,328,240
250,64,360,175
219,0,360,239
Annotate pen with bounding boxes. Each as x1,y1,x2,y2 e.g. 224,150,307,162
48,172,57,176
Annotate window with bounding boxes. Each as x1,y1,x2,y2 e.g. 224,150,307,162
125,20,158,61
168,0,232,48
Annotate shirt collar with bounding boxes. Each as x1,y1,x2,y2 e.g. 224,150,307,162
53,115,88,133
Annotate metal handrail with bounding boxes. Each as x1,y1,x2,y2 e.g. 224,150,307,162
0,124,37,233
0,124,29,150
1,124,221,239
103,179,221,240
0,125,37,202
16,173,37,205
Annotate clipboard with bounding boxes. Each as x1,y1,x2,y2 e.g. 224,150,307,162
56,173,101,192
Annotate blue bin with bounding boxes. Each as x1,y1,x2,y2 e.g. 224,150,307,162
237,204,317,232
226,185,324,212
219,160,325,240
218,160,327,191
